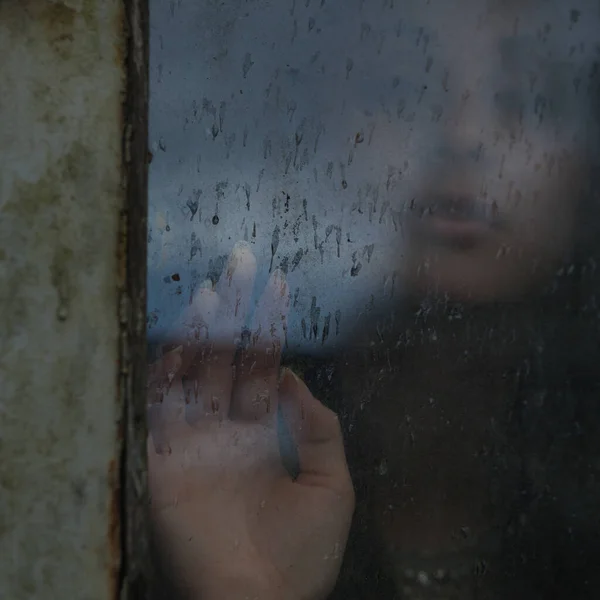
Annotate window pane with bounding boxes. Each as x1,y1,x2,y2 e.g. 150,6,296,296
148,1,600,598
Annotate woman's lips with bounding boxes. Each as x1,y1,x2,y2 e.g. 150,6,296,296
428,214,491,236
410,194,501,250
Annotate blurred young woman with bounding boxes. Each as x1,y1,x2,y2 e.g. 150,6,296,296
332,2,600,598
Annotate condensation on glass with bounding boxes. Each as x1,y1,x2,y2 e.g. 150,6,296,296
147,1,600,599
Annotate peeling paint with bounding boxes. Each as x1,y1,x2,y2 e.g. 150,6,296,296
0,1,127,599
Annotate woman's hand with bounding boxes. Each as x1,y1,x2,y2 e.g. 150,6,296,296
147,242,355,600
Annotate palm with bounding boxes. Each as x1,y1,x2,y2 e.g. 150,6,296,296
148,243,354,600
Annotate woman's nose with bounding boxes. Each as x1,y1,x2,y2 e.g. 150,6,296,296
431,90,492,166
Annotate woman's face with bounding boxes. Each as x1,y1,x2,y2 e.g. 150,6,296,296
399,3,585,302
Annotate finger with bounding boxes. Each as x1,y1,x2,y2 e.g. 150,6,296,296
154,281,221,403
147,286,220,451
230,268,289,421
158,277,213,353
148,403,176,455
185,243,257,423
178,283,220,373
214,241,257,342
146,434,189,509
147,348,187,454
147,345,184,405
163,242,257,372
147,435,163,492
177,284,227,422
278,368,350,487
183,344,234,423
147,345,187,423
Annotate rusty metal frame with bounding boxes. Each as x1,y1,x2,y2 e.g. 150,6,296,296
118,0,150,597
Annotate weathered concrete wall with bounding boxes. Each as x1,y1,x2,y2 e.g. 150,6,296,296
0,2,126,598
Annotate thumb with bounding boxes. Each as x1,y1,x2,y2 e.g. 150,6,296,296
278,368,349,485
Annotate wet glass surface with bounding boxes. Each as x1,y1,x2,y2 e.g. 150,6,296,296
147,1,600,598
